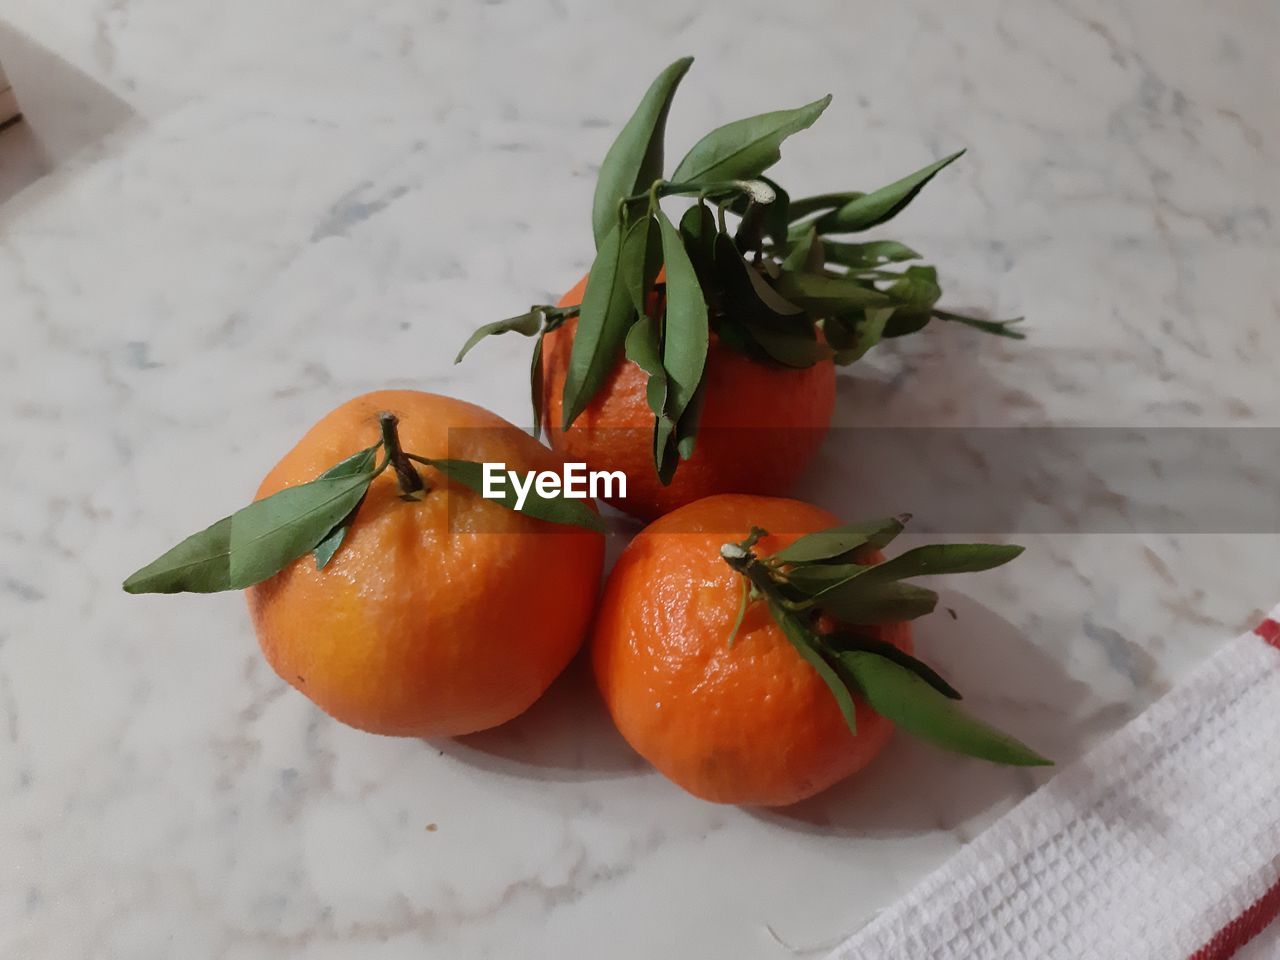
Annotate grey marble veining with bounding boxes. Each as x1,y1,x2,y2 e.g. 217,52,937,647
1,1,1277,957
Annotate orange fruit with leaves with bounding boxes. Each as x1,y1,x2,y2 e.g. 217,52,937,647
539,274,834,520
126,390,605,738
457,58,1022,520
592,494,1046,806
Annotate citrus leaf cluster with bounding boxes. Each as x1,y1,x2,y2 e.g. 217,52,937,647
123,414,601,595
456,57,1024,483
720,520,1049,767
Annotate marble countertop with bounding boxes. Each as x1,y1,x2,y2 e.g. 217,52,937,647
2,1,1276,957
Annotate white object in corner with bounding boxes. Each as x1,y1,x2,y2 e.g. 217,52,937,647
828,604,1280,960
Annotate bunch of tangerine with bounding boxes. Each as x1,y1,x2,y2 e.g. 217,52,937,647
125,57,1041,808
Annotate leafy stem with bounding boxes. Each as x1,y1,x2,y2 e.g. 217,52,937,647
123,411,603,596
620,178,776,209
716,521,1050,767
456,59,1028,486
378,413,427,501
720,529,805,612
453,304,578,366
715,198,731,235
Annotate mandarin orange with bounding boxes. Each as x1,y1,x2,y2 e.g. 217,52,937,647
246,390,604,737
540,275,835,521
591,494,908,806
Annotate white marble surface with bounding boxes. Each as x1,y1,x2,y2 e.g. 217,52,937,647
1,2,1277,957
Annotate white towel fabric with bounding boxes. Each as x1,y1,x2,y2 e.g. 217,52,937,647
829,604,1280,960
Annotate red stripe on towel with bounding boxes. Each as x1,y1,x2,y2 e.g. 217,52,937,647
1255,618,1280,649
1185,619,1280,959
1187,869,1280,960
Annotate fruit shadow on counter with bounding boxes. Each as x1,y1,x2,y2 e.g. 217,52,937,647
753,591,1110,836
435,521,642,781
436,649,645,782
766,334,1107,834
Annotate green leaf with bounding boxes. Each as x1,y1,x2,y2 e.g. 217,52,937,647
787,191,863,223
769,600,857,734
591,57,694,249
838,650,1051,765
822,312,857,353
758,177,791,247
622,317,665,419
123,516,233,594
731,197,766,251
228,472,377,589
713,233,829,368
781,227,818,272
784,562,870,595
454,308,543,364
886,265,941,307
730,176,790,250
562,222,640,429
823,239,921,269
429,459,604,533
624,313,668,412
773,271,893,311
716,234,804,319
656,209,708,425
816,150,965,234
825,632,962,699
671,95,832,185
771,516,907,563
861,543,1025,584
744,324,833,368
125,445,385,593
814,580,939,624
622,216,663,318
655,437,678,485
320,444,381,480
726,576,750,647
678,201,720,298
313,521,352,571
624,314,677,477
529,332,546,440
679,201,717,257
882,310,933,339
674,374,706,463
878,265,940,339
933,309,1027,340
312,444,381,570
829,306,894,365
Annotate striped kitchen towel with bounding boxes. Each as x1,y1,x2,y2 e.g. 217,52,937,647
830,605,1280,960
